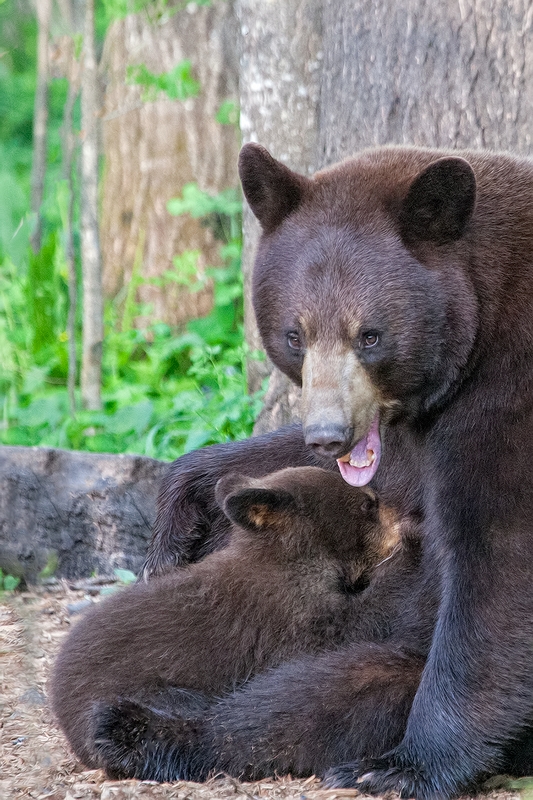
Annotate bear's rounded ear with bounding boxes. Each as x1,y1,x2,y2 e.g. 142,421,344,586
223,487,297,533
358,486,379,519
215,473,251,510
238,143,308,233
399,157,476,245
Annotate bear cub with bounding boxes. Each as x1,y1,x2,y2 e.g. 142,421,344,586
50,466,399,774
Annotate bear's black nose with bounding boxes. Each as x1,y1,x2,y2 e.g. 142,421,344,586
304,424,354,459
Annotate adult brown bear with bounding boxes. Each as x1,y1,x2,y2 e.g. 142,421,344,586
134,144,533,798
51,467,418,777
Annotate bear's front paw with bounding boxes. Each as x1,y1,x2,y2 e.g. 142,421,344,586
323,754,432,800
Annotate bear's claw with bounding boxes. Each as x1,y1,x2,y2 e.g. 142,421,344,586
323,754,434,800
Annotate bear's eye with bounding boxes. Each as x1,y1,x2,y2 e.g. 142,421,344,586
361,331,380,349
287,331,303,351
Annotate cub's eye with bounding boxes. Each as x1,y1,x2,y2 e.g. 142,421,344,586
287,331,303,351
361,331,380,349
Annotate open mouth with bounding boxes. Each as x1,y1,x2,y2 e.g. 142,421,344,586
336,412,381,487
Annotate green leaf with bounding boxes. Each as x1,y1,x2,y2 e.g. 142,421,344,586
16,395,66,429
509,778,533,791
102,401,154,436
21,365,48,394
127,61,200,103
39,552,59,580
113,568,137,585
3,574,20,592
73,32,83,59
100,585,119,596
168,250,204,288
167,184,241,220
216,100,239,126
183,427,216,453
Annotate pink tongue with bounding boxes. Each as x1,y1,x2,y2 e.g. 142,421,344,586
336,413,381,487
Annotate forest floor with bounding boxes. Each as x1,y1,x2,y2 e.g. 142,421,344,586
0,582,524,800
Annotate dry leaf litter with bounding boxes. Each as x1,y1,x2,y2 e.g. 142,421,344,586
0,580,523,800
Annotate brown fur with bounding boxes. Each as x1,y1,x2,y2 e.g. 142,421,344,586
50,467,399,771
135,144,533,797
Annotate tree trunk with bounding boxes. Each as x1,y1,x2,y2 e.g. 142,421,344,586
318,0,533,164
80,0,103,410
30,0,52,254
99,1,239,327
61,35,81,417
0,446,166,580
245,0,533,434
236,0,323,432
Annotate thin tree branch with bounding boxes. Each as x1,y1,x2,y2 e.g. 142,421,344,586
30,0,52,254
80,0,103,410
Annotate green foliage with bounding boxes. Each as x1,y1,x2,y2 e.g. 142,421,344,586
39,552,59,581
168,183,241,220
114,568,137,584
101,0,165,21
0,5,74,269
216,100,239,126
127,61,200,102
100,567,138,595
0,569,21,594
0,4,36,267
487,777,533,800
0,0,259,463
27,233,69,359
0,183,264,460
101,0,212,27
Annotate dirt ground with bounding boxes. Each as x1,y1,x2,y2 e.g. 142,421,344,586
0,581,525,800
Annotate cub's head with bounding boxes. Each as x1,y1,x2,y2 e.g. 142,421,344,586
215,466,399,587
239,143,479,486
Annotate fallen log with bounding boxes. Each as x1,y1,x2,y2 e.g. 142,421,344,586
0,446,167,581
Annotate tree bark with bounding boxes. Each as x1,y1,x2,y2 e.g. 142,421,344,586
99,1,239,327
0,446,166,580
318,0,533,165
30,0,52,254
80,0,103,410
244,0,533,434
236,0,323,432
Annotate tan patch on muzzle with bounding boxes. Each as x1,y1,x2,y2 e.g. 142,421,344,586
301,344,380,445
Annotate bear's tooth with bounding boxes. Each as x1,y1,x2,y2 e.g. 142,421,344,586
350,457,370,467
349,449,376,468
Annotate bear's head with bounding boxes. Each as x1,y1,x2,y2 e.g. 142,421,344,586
239,144,479,487
215,467,400,586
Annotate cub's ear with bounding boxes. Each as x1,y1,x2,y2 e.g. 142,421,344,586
238,143,308,233
223,487,298,533
399,156,476,245
358,486,379,519
215,473,252,510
